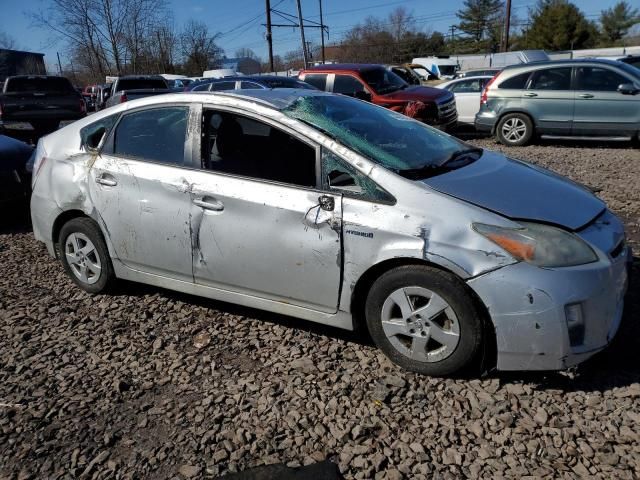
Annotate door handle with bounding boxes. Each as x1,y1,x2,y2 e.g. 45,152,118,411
579,93,594,99
193,197,224,211
523,92,538,97
95,174,117,187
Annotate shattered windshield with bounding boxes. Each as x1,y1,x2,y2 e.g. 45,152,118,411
282,94,473,176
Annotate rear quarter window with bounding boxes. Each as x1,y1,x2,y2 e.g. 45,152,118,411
498,72,531,89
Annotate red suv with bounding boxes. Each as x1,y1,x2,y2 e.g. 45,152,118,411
299,64,457,129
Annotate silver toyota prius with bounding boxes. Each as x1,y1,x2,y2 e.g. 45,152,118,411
30,89,630,376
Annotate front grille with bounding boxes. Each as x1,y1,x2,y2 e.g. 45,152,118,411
437,99,457,123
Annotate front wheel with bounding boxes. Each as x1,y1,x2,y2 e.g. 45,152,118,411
365,265,483,376
496,113,533,146
59,217,115,294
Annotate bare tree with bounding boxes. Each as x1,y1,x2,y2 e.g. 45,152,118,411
180,20,223,75
235,48,259,61
0,31,17,49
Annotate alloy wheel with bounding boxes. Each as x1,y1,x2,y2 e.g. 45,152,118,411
501,117,528,143
380,286,460,363
64,232,102,285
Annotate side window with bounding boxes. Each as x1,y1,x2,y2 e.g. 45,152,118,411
498,72,531,89
333,75,367,96
241,81,263,89
192,83,212,91
576,67,628,92
80,115,118,150
210,81,237,91
201,110,317,187
322,150,393,203
303,74,328,91
450,79,481,93
529,68,571,90
112,107,188,165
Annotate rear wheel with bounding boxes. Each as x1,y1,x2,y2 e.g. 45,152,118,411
365,265,483,376
59,218,114,293
496,113,533,146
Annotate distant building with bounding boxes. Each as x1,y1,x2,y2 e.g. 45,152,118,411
0,49,46,82
219,57,261,75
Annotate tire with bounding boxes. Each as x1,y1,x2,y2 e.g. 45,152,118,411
496,113,533,146
365,265,483,376
58,217,115,294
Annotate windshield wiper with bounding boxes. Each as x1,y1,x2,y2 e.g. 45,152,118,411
439,147,483,168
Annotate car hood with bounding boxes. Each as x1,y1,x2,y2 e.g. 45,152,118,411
380,86,452,103
421,151,605,231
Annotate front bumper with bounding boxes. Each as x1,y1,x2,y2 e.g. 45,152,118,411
468,226,629,371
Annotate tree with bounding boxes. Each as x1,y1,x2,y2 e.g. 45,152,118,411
180,20,223,75
235,48,259,61
0,31,17,49
456,0,504,42
600,1,640,45
524,0,597,50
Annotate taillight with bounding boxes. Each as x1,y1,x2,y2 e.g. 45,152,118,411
119,93,128,103
480,73,499,105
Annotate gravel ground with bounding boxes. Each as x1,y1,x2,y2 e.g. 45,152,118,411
1,140,639,479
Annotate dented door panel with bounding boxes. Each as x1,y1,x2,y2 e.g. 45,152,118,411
186,171,343,313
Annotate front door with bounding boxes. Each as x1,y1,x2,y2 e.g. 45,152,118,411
187,108,343,312
88,105,194,281
573,65,639,137
523,67,574,135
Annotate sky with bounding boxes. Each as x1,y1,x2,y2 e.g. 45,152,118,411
0,0,626,71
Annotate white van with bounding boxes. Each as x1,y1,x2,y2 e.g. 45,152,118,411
412,57,459,79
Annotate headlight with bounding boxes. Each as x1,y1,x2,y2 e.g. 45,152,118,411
473,222,598,268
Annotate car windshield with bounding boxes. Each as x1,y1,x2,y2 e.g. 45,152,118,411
360,68,407,94
6,77,75,94
282,94,477,177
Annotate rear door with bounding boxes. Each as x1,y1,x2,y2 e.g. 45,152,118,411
573,65,639,137
523,67,573,135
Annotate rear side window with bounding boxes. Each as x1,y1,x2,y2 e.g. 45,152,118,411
210,81,237,91
333,75,367,96
498,72,531,89
529,68,572,90
5,77,75,93
575,67,629,91
112,107,188,165
449,78,484,93
303,74,328,91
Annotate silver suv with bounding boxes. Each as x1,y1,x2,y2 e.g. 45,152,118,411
475,59,640,146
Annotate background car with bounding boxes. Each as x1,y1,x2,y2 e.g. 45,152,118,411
436,75,493,125
475,59,640,146
0,134,33,206
299,64,457,129
104,75,171,108
387,65,422,86
456,68,502,78
186,75,316,92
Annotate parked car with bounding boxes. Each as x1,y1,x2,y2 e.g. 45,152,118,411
412,56,459,79
387,65,422,86
475,59,640,146
104,75,170,108
456,68,501,79
95,84,111,111
82,85,100,111
0,134,33,205
596,55,640,70
0,75,86,135
436,76,493,125
30,89,630,375
299,64,457,129
187,75,316,92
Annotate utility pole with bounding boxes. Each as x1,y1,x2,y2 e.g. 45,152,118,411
502,0,512,52
296,0,309,67
319,0,326,64
56,52,63,75
265,0,274,72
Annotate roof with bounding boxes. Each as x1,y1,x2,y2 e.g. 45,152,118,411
502,58,631,70
178,88,329,110
0,48,45,57
303,63,385,73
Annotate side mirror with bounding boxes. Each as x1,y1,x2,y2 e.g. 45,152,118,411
618,83,639,95
354,91,372,102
